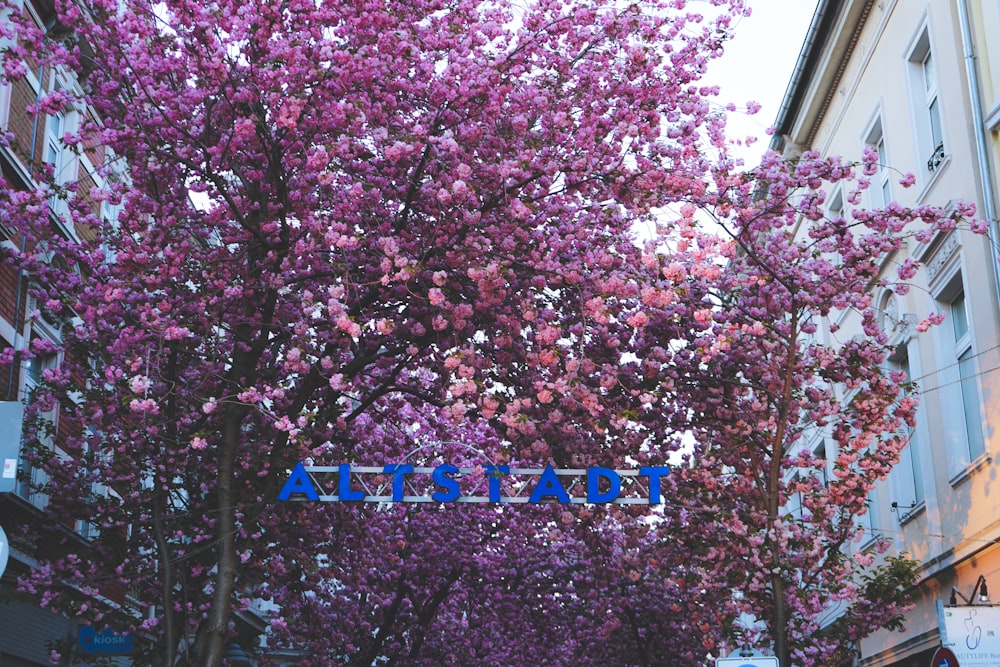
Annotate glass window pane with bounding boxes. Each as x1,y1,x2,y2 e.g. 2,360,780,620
951,292,969,341
910,438,924,504
929,97,943,148
959,348,984,459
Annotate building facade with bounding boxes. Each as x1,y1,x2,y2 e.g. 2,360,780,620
772,1,1000,666
0,1,282,663
0,0,127,664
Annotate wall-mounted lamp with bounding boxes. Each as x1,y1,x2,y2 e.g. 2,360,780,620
949,574,989,606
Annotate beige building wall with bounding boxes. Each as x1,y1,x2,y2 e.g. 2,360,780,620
773,1,1000,665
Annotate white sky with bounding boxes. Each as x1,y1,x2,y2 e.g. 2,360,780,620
704,0,819,166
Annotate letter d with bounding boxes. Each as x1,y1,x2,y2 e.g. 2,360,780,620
587,467,621,503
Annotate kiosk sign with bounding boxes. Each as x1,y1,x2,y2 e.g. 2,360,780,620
78,626,134,656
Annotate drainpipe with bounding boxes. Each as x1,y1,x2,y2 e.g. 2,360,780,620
956,0,1000,305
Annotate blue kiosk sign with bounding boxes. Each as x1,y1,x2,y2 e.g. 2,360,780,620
78,626,134,656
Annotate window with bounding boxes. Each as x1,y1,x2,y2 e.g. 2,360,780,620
950,291,985,461
934,278,986,479
922,51,944,161
16,334,57,505
0,78,9,135
813,441,829,488
828,188,845,223
887,348,923,520
841,407,880,542
786,472,804,521
44,110,70,213
15,305,61,507
865,120,891,207
826,188,846,267
857,486,879,544
907,28,945,174
75,427,107,539
875,290,924,519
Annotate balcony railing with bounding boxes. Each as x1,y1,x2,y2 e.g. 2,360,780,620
926,141,945,172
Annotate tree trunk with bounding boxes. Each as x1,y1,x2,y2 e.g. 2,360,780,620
767,308,799,667
195,406,243,667
152,485,178,667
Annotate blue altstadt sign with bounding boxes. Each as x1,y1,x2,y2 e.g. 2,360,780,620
278,463,670,504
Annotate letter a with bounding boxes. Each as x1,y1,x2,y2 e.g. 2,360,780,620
529,466,570,504
277,462,319,501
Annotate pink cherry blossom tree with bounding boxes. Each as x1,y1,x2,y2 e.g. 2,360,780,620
0,0,979,665
648,147,977,666
0,0,750,664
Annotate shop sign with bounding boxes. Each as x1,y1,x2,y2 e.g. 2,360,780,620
941,606,1000,667
78,626,134,655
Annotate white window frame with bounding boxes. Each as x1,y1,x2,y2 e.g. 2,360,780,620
906,25,946,179
876,292,925,522
840,393,881,548
0,77,9,135
15,296,61,507
930,265,987,482
885,346,924,521
864,117,892,208
949,289,985,460
825,186,846,270
42,75,81,224
857,486,880,550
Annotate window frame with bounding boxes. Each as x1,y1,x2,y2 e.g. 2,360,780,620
930,265,988,482
863,117,892,208
14,296,62,507
906,25,947,178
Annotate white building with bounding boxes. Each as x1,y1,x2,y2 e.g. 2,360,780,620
771,1,1000,666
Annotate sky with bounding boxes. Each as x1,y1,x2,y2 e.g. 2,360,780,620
704,0,819,166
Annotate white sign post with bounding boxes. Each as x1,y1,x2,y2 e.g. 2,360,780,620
0,523,9,580
716,657,780,667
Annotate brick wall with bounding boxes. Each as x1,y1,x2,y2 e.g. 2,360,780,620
74,168,98,241
6,77,44,173
0,263,21,329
